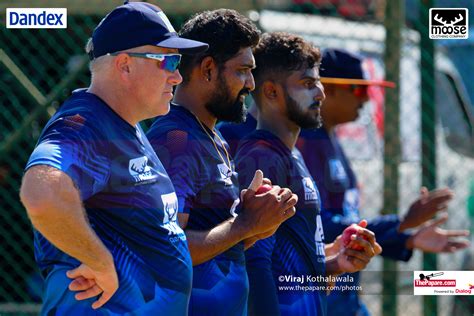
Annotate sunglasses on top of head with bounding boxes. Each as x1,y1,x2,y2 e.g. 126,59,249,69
107,52,182,73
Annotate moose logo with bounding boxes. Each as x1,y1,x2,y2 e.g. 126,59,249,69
129,156,154,183
429,8,468,39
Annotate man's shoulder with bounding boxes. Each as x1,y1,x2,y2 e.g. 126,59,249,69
147,109,206,162
299,127,327,137
148,106,198,139
218,115,256,141
297,128,334,160
50,90,107,131
236,131,286,164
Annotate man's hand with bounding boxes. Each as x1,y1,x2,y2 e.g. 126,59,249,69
327,220,382,275
325,235,343,258
67,260,119,310
238,170,297,239
406,214,470,253
399,187,454,232
183,170,297,265
243,172,281,249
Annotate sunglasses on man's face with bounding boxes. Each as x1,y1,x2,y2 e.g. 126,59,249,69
339,84,369,99
108,52,182,73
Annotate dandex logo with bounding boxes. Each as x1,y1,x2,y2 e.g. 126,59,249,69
429,8,468,39
6,8,67,29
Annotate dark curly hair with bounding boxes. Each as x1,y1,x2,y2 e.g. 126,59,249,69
252,32,321,92
178,9,260,84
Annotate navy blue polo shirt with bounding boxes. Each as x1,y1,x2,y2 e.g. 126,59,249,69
235,129,327,316
147,104,248,316
297,127,412,316
26,89,192,315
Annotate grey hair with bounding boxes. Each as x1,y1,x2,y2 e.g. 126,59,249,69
85,38,112,75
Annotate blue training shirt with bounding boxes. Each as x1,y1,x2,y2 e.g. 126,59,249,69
297,127,413,316
235,129,327,316
221,116,414,316
26,90,192,316
147,104,248,316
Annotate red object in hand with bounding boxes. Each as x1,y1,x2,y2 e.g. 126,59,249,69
342,224,367,250
256,184,272,195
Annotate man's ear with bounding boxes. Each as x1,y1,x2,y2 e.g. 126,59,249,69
262,80,278,100
200,56,217,82
114,53,132,77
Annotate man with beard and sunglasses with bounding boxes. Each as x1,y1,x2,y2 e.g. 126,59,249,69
146,10,298,316
296,48,469,316
234,32,382,316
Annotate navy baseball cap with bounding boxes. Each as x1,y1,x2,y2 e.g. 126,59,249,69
89,1,209,60
320,48,395,88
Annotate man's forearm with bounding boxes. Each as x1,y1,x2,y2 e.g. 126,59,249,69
21,166,113,271
186,216,252,265
29,204,114,271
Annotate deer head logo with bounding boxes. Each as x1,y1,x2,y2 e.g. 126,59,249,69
164,201,177,223
434,13,464,26
129,156,151,176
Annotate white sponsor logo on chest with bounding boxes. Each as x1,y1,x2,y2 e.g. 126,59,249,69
302,177,318,201
129,156,154,182
161,192,183,236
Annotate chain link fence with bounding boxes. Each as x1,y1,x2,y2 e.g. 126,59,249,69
1,0,473,315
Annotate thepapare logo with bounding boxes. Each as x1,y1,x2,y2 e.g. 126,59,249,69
6,8,67,29
429,8,468,39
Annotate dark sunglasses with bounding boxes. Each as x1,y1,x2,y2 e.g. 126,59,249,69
108,52,182,72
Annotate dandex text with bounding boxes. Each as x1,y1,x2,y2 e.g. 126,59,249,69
6,8,67,29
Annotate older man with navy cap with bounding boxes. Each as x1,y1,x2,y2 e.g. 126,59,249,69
19,2,208,315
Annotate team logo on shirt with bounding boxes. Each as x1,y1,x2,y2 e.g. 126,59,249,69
328,159,347,182
129,156,155,183
302,177,318,201
315,215,326,259
217,163,233,186
343,188,360,222
161,192,185,239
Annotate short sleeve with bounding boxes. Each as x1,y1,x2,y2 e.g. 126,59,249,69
148,128,203,214
26,115,109,200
